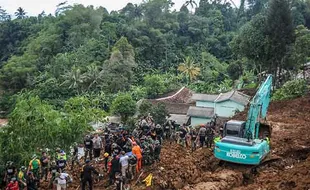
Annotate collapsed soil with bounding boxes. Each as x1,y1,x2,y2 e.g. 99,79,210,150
51,95,310,190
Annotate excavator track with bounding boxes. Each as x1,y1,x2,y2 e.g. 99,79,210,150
218,154,282,175
249,154,282,174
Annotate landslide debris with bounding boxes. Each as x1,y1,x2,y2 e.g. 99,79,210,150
48,95,310,190
146,95,310,190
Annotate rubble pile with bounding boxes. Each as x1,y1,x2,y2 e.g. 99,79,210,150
148,95,310,190
54,95,310,190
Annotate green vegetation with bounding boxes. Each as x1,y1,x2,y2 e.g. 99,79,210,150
272,79,308,100
0,0,310,164
0,94,106,165
111,93,137,122
138,100,169,125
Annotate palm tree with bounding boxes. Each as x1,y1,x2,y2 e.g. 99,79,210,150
133,4,143,19
183,0,197,13
178,56,200,84
184,0,197,8
217,79,233,92
61,66,85,94
0,6,10,21
83,64,103,90
15,7,27,19
55,1,72,16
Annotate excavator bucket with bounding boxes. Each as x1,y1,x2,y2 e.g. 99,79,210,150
258,122,272,139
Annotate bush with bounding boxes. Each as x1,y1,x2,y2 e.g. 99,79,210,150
111,93,136,122
243,82,257,89
272,79,308,100
144,74,166,98
0,92,17,117
138,101,169,125
151,102,169,125
227,62,242,80
138,100,153,116
0,95,106,165
130,86,147,101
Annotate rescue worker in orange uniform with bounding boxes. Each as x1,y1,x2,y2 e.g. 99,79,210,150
131,142,142,173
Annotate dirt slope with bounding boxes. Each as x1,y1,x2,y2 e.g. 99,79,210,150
50,95,310,190
139,95,310,190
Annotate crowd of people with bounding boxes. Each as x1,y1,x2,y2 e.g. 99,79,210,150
1,113,220,190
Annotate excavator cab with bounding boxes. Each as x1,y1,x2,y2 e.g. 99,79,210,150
215,120,271,165
223,120,246,138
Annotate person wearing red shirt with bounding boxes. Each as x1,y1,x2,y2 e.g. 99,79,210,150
6,178,19,190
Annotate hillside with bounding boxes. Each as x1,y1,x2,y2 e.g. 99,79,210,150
137,95,310,190
1,0,310,189
38,95,310,190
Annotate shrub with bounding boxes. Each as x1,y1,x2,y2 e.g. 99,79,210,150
111,93,136,122
138,101,169,125
272,79,308,100
0,95,106,165
144,74,166,98
138,100,153,116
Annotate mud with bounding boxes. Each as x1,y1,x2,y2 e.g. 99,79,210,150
146,95,310,190
46,95,310,190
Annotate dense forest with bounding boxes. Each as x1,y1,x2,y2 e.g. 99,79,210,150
0,0,310,163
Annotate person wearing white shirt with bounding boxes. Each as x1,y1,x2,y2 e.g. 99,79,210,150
54,172,71,190
93,133,103,162
119,151,129,178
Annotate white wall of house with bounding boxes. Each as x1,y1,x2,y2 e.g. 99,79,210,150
196,101,214,108
215,100,245,118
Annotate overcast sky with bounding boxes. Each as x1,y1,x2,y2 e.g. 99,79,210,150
0,0,240,16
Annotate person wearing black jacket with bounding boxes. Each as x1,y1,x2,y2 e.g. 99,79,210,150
48,161,59,189
155,124,163,144
84,135,93,161
26,171,39,190
111,143,122,156
80,160,99,190
108,155,120,186
40,152,49,181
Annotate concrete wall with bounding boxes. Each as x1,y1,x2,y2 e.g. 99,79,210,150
196,101,214,108
215,100,245,118
190,116,211,126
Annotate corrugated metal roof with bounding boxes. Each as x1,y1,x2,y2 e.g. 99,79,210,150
155,87,194,103
192,94,218,101
230,91,251,105
148,100,192,115
187,106,214,118
215,91,234,102
168,114,189,125
216,91,250,105
192,90,250,106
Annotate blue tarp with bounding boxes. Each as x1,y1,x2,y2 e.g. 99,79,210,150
125,151,133,156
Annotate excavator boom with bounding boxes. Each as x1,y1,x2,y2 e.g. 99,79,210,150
214,75,272,165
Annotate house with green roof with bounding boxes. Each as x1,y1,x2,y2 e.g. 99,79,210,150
188,90,250,126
